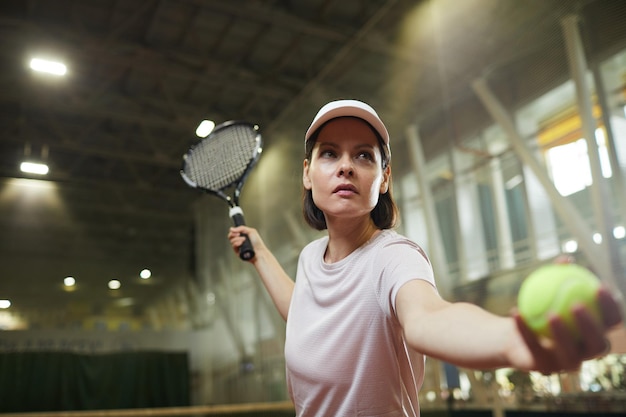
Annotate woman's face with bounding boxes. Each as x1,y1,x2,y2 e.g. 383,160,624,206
303,117,390,223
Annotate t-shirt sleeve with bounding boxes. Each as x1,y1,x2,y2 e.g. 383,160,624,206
375,238,437,319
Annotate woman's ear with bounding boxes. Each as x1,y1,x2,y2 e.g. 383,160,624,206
380,165,391,194
303,159,312,190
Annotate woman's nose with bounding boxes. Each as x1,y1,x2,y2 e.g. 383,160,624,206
338,156,354,176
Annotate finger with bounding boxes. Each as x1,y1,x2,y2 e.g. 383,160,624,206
555,254,576,264
512,311,557,372
230,225,247,235
513,310,543,350
547,313,582,371
230,235,246,246
597,287,623,329
571,304,609,359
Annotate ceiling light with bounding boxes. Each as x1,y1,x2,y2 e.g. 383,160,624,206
206,292,216,305
196,120,215,138
0,300,11,309
29,58,67,76
108,279,121,290
140,269,151,279
614,226,625,239
64,276,76,287
116,298,134,307
504,174,523,190
20,161,49,175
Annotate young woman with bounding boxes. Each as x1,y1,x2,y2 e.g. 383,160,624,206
228,99,622,417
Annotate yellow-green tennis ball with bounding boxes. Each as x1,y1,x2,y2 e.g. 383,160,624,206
518,263,601,339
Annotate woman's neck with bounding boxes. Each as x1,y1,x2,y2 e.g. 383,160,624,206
324,217,380,263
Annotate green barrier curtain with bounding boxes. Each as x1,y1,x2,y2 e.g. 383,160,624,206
0,351,190,412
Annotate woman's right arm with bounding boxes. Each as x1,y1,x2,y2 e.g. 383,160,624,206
228,225,294,321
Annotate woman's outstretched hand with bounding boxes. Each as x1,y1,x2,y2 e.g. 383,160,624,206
508,285,623,374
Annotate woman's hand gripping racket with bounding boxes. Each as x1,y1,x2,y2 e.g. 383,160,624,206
181,121,262,260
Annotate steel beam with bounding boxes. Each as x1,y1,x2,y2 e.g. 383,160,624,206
406,124,452,297
561,15,625,301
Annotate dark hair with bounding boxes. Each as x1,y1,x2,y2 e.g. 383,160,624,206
302,117,398,231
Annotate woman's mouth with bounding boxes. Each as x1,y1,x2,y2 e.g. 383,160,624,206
333,184,357,196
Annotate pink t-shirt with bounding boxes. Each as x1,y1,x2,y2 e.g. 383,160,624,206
285,229,436,417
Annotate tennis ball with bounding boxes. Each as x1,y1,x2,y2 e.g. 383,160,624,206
518,263,601,339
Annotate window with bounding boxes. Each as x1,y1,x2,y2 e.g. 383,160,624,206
545,128,612,196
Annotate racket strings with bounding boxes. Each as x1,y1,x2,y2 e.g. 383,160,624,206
184,124,260,191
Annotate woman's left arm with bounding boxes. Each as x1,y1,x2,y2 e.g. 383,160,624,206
396,279,622,373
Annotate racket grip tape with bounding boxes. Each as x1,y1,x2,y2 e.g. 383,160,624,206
229,206,255,261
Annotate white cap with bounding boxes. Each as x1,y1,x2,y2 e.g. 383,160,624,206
305,99,390,157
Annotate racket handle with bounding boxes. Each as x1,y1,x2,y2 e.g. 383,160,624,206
229,206,255,261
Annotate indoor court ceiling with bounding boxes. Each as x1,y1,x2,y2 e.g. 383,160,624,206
0,0,623,326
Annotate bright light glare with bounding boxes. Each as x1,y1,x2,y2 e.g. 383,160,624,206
614,226,626,239
64,276,76,287
196,120,215,138
140,269,151,279
30,58,67,76
563,239,578,253
593,233,603,244
108,279,121,290
0,300,11,309
20,162,49,175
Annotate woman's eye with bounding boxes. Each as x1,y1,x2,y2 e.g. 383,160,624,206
357,151,374,160
320,150,336,158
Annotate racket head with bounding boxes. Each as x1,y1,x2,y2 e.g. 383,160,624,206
181,120,262,203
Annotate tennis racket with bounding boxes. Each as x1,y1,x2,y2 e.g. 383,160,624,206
181,120,262,260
